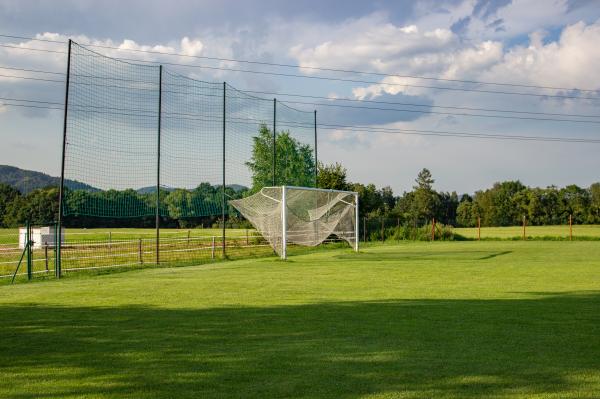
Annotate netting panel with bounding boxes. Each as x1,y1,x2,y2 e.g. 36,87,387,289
276,102,316,187
63,43,159,218
62,42,318,224
225,84,274,194
161,72,223,217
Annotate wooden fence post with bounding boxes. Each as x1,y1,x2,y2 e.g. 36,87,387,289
522,215,527,240
44,242,49,272
138,239,143,264
569,214,573,241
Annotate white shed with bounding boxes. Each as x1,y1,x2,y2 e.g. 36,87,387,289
19,226,65,249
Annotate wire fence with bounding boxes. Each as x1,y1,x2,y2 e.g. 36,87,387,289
361,216,600,242
0,227,350,283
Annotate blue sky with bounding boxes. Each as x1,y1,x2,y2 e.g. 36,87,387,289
1,0,600,193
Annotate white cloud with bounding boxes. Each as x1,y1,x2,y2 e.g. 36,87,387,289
483,20,600,90
289,13,456,74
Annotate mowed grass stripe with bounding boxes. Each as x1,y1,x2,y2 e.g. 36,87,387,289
1,241,600,398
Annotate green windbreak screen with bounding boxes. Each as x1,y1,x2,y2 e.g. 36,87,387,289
62,42,316,220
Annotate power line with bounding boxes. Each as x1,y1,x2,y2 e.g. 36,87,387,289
2,42,599,101
2,64,599,120
2,101,600,144
3,72,600,125
1,33,598,93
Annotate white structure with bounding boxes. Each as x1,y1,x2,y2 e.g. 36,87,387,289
19,226,64,249
230,186,359,259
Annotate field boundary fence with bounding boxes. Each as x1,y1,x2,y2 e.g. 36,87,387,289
360,215,600,243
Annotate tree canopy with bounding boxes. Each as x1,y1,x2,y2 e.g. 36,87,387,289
246,124,316,192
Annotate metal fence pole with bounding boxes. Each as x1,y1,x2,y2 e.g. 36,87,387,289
354,194,359,252
53,221,58,276
26,221,32,280
314,110,318,186
222,82,226,258
57,39,72,279
273,98,277,186
363,217,366,242
156,65,163,265
281,186,287,259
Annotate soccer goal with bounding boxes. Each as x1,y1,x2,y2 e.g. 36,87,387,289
230,186,359,259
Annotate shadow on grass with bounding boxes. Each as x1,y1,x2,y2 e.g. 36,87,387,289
335,249,515,262
1,292,600,398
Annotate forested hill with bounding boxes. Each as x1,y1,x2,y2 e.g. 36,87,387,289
0,165,96,194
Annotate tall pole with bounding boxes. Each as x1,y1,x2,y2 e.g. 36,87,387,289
26,221,32,280
355,194,359,252
57,38,72,279
314,110,318,186
156,65,162,265
222,82,226,258
273,98,276,186
281,186,287,259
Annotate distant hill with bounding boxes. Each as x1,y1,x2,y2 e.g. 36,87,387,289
0,165,97,194
0,165,250,195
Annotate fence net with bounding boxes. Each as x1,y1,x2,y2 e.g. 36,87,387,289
52,40,320,274
62,42,317,223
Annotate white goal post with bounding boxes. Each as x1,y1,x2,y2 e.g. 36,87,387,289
230,186,359,259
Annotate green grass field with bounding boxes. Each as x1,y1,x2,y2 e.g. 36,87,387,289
454,225,600,240
2,241,600,398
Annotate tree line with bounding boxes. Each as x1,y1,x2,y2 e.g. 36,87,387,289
317,164,600,226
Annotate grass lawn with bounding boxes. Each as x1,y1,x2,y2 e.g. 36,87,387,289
1,241,600,398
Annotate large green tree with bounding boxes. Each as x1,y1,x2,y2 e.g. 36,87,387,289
246,124,316,192
410,168,439,224
317,162,349,191
0,183,21,227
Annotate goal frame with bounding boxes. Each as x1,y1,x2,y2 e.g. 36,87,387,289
279,186,359,259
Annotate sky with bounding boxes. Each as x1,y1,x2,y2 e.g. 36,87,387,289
1,0,600,194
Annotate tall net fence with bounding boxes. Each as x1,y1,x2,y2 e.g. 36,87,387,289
63,42,160,219
52,40,319,276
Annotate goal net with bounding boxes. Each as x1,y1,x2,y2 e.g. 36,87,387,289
229,186,359,258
